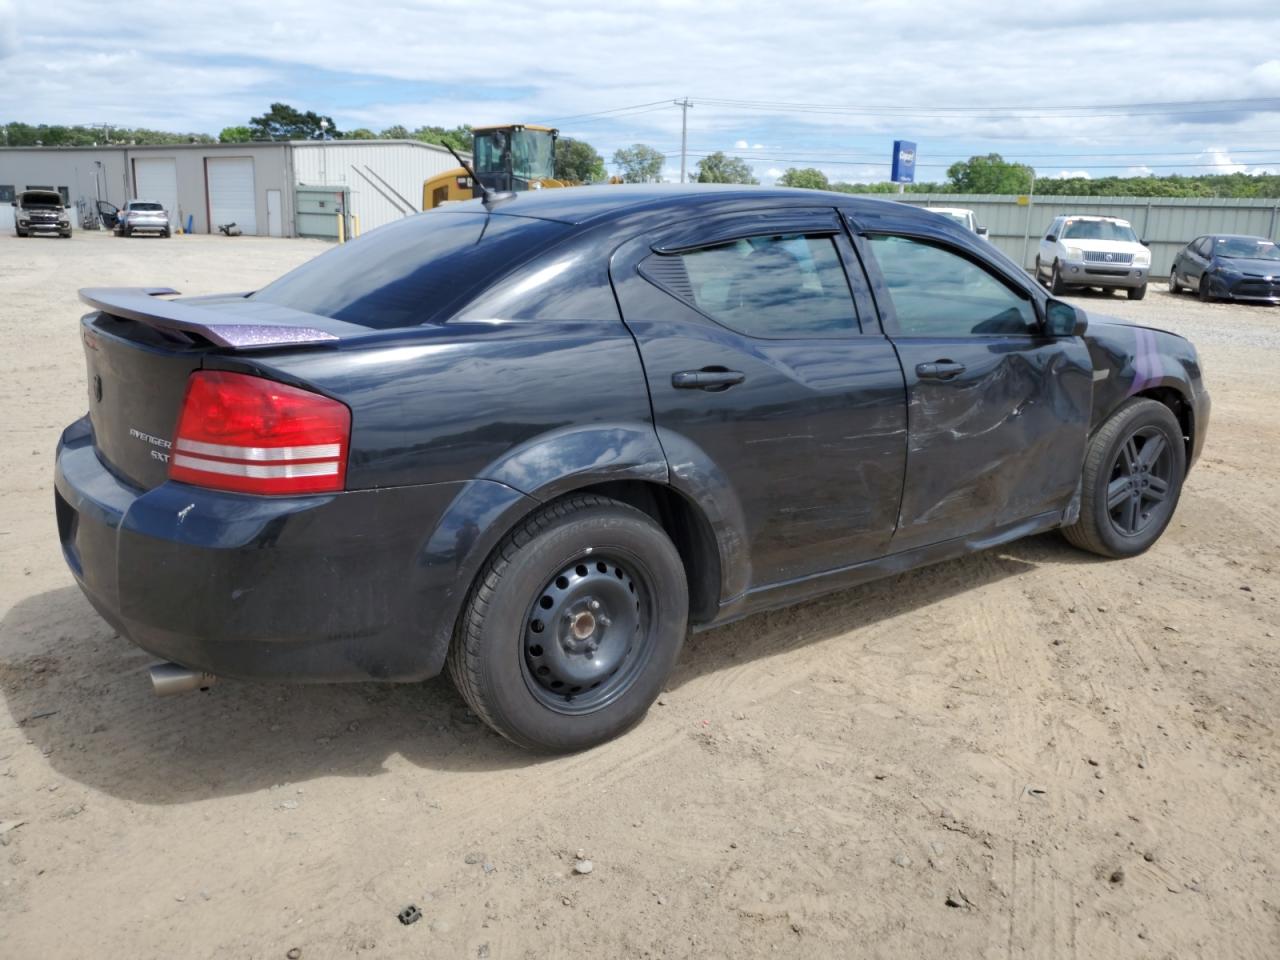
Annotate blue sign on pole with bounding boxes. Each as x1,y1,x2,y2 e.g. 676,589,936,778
891,140,917,183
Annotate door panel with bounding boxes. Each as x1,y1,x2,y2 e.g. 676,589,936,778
612,216,907,590
890,338,1092,550
856,229,1092,551
266,189,283,237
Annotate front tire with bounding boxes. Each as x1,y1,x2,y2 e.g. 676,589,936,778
1168,267,1181,294
1127,283,1147,301
1062,398,1185,558
1198,275,1213,302
448,494,689,752
1050,261,1068,296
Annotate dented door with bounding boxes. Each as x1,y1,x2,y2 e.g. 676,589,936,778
856,230,1092,552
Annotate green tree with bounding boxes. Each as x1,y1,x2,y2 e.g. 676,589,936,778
612,143,665,183
695,151,759,184
248,103,339,141
947,153,1034,194
344,127,377,140
219,125,254,143
776,167,830,190
411,124,474,152
379,125,410,140
555,137,606,182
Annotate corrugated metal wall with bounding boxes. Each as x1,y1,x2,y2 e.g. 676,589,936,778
865,194,1280,277
289,140,463,234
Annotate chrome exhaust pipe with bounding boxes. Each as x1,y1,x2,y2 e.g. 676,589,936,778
149,662,218,696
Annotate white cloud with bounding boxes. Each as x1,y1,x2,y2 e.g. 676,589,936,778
1049,170,1092,179
1202,147,1246,174
2,0,1279,176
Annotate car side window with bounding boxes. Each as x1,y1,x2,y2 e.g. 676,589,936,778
1196,237,1213,257
651,233,859,338
866,234,1038,337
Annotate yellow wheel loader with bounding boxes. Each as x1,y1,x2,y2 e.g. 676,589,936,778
423,124,575,209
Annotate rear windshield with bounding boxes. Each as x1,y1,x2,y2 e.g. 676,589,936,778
20,192,62,207
252,210,573,329
129,202,164,211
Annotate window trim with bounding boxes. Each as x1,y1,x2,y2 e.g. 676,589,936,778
851,229,1048,340
638,213,872,341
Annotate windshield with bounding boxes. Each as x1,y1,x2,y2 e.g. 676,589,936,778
510,129,555,181
20,192,62,208
1062,219,1138,243
130,202,164,211
1214,237,1280,261
252,210,572,329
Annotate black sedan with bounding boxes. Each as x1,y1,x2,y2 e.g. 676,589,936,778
54,186,1210,751
1169,233,1280,303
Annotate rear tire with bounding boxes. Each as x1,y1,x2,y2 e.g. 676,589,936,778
1127,283,1147,301
1050,261,1068,295
1062,398,1185,558
448,494,689,752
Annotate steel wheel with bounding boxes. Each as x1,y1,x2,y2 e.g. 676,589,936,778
522,554,650,714
1106,426,1173,538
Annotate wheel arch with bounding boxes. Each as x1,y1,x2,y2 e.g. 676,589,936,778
1133,385,1195,462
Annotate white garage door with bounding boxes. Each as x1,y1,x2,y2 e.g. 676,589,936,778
133,157,179,223
207,157,257,235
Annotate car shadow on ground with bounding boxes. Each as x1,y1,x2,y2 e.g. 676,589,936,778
0,533,1096,804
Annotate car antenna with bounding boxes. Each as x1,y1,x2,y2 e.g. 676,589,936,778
446,144,515,210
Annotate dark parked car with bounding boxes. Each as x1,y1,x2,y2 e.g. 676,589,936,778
12,189,71,237
1169,234,1280,303
54,186,1210,751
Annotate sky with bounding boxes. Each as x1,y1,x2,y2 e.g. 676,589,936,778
2,0,1279,185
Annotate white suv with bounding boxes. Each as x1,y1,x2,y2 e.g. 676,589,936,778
1035,215,1151,300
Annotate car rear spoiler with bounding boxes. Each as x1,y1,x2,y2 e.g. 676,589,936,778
78,287,366,350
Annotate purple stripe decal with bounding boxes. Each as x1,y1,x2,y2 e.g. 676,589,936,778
1128,327,1158,396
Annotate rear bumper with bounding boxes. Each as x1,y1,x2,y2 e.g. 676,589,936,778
120,219,169,234
54,416,501,683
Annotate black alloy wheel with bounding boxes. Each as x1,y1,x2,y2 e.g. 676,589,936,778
1105,426,1173,538
1062,398,1186,558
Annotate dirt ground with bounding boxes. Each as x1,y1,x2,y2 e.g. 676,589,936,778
1,230,1278,959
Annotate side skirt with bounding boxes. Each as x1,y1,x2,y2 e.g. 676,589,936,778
701,510,1062,631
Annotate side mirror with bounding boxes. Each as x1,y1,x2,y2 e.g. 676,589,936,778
9,201,14,207
1045,234,1057,243
1045,299,1087,338
1140,239,1150,247
976,226,989,237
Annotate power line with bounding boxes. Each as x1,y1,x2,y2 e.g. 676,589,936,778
691,96,1280,121
540,100,674,123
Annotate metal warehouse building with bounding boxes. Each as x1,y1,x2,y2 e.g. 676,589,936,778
0,139,462,237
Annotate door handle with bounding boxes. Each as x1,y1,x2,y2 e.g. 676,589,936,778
916,361,966,380
672,368,746,390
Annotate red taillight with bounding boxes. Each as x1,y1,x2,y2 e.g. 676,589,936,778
169,371,350,495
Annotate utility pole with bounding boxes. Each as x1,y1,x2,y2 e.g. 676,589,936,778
675,98,693,183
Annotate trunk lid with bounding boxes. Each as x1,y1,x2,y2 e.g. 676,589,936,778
79,288,367,490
